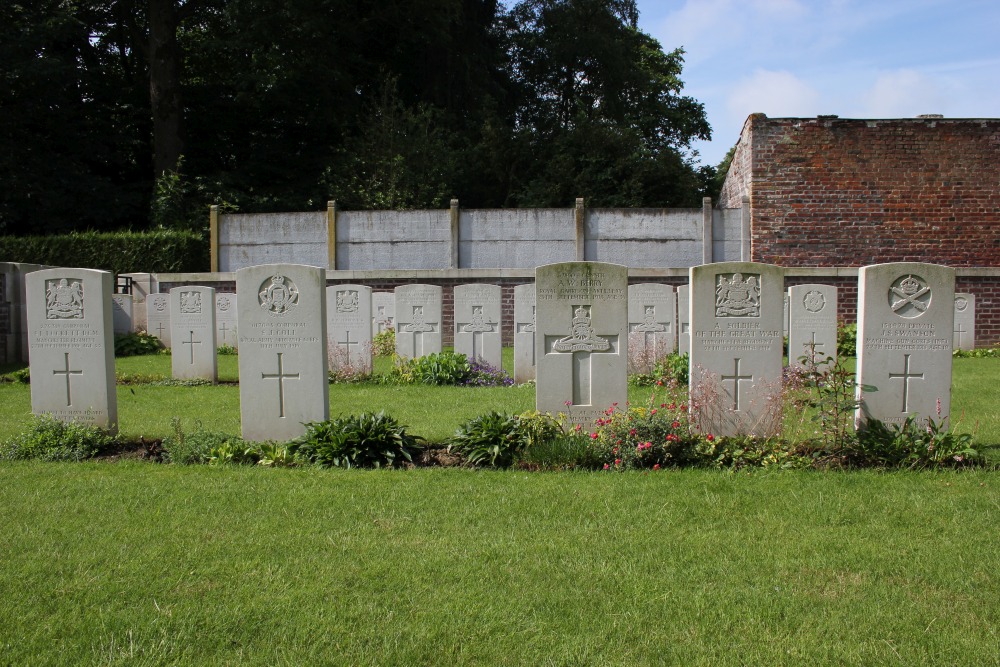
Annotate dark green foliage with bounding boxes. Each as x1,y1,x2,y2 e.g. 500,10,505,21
162,418,246,465
630,353,689,386
115,332,165,357
0,415,115,462
372,329,395,357
856,416,981,469
0,230,208,274
392,352,472,386
292,412,423,469
0,367,30,384
837,322,857,357
449,411,526,467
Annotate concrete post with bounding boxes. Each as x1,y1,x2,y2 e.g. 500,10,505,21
209,205,219,272
702,197,713,264
327,200,338,270
575,198,586,261
450,198,460,269
741,195,751,262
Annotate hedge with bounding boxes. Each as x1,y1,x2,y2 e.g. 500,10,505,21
0,230,208,275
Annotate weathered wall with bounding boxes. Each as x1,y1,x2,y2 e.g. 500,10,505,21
584,208,704,266
338,209,452,269
459,208,575,268
218,211,328,271
726,115,1000,267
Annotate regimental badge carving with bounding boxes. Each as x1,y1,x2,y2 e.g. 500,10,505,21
632,305,666,332
45,278,84,319
553,305,611,352
889,274,931,318
337,290,359,313
403,306,433,332
180,291,202,314
803,290,826,313
462,306,494,332
716,273,760,317
259,275,299,316
955,296,968,312
153,296,167,312
217,295,232,312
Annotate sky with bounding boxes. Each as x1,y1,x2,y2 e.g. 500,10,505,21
635,0,1000,167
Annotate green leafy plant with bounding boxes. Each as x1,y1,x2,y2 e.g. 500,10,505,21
162,418,245,465
114,331,164,357
795,354,870,455
291,411,423,469
449,411,528,467
0,367,30,384
389,352,471,386
372,328,396,356
0,415,115,462
217,344,238,356
589,391,702,470
630,352,689,386
856,416,981,469
952,347,1000,358
837,322,857,357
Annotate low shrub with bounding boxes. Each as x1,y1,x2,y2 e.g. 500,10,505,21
372,329,396,356
588,394,702,470
837,322,857,357
291,411,423,469
629,353,689,387
162,418,244,465
463,359,514,387
0,415,116,462
0,367,30,384
115,331,164,357
388,352,471,386
952,347,1000,358
449,411,523,467
855,416,981,469
218,344,238,356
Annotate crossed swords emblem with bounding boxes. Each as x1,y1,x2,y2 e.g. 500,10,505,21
890,276,930,313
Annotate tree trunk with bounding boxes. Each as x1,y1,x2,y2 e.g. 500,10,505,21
148,0,182,177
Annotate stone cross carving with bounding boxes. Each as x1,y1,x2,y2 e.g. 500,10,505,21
888,354,924,414
261,352,300,419
52,352,83,407
336,330,359,358
629,304,667,354
543,305,617,406
402,306,437,357
721,357,753,411
457,305,494,362
181,330,202,365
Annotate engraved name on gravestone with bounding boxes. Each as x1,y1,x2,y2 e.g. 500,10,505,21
536,262,628,427
454,284,502,369
395,285,442,359
327,284,372,374
690,262,784,437
627,283,675,374
788,284,838,370
237,264,329,441
953,293,975,351
677,284,690,356
513,284,536,384
371,292,395,337
111,293,133,334
856,263,954,427
215,293,238,349
27,269,117,431
146,293,171,347
170,286,217,382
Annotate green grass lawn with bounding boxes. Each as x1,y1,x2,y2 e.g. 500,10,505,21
2,353,999,454
0,463,996,666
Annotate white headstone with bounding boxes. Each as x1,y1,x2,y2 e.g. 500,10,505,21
788,284,838,370
513,284,536,384
953,293,975,351
783,293,790,337
689,262,784,437
372,292,395,337
170,286,217,382
677,284,690,356
146,293,171,347
453,284,502,368
856,263,954,428
627,283,676,373
237,264,329,441
536,262,628,427
26,269,117,432
111,293,133,334
215,293,239,349
395,285,442,359
327,284,372,374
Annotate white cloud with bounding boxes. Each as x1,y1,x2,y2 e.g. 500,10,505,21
727,70,822,121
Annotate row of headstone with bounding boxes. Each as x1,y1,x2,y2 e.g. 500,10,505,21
147,292,239,350
23,261,962,444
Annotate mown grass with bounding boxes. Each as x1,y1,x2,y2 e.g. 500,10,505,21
1,353,999,454
0,463,996,666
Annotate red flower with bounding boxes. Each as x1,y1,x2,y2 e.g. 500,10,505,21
653,464,660,471
672,421,680,429
706,434,715,442
668,403,676,410
614,458,621,466
629,428,637,436
603,463,610,470
650,408,657,415
590,432,599,440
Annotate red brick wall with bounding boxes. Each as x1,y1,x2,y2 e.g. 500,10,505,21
744,116,1000,268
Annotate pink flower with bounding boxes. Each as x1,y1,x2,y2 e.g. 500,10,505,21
653,464,660,471
672,421,680,429
660,403,667,408
564,400,572,407
668,403,676,410
590,432,599,440
680,404,687,411
629,428,637,436
706,434,715,442
614,458,621,466
656,380,663,386
603,463,610,470
651,409,657,415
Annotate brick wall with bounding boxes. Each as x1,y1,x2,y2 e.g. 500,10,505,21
739,116,1000,268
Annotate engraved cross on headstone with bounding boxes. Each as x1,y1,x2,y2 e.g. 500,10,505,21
181,330,202,365
336,330,359,361
721,357,753,411
457,305,494,362
802,331,825,363
516,306,537,365
402,306,436,357
219,321,231,344
155,321,166,339
52,352,83,406
954,322,968,348
888,353,924,414
543,305,617,407
261,352,300,418
630,305,667,360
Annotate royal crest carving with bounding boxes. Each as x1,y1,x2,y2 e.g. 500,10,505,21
803,290,826,313
632,305,666,332
259,275,299,316
402,306,433,332
153,296,167,312
217,295,232,312
180,291,202,314
716,273,760,317
336,290,359,313
889,274,930,318
461,306,494,333
955,296,968,312
45,278,84,319
553,305,611,352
